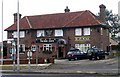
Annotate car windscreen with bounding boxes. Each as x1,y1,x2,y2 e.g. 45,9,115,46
67,51,73,54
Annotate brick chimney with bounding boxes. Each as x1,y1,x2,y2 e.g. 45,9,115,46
64,6,70,13
99,4,106,23
13,13,22,23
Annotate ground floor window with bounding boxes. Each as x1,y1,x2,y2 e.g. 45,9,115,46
19,44,25,53
75,44,91,53
43,44,52,52
9,44,25,54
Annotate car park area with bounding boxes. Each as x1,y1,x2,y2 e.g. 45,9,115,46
67,47,109,61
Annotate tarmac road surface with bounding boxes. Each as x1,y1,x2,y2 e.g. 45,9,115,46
1,73,119,77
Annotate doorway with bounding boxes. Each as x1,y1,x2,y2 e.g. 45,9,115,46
58,47,63,58
3,46,7,58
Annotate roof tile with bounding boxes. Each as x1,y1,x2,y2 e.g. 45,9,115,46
5,10,103,31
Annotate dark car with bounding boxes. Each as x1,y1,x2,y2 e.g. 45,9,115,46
87,47,108,60
67,48,87,61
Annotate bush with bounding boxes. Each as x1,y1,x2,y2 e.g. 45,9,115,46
116,44,120,51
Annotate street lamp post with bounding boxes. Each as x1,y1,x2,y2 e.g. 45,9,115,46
1,0,4,65
17,0,20,72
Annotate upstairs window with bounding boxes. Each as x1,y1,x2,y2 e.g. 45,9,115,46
20,31,25,38
13,31,17,38
55,29,63,36
101,28,103,35
75,28,82,36
37,30,45,37
13,31,25,38
83,28,90,35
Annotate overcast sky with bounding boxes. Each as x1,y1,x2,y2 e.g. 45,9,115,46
0,0,119,42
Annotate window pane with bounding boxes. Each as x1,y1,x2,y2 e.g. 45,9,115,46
83,28,90,35
55,29,63,36
20,31,25,38
13,31,17,38
75,44,91,52
75,28,82,36
13,31,25,38
43,44,52,51
37,30,45,37
19,44,25,53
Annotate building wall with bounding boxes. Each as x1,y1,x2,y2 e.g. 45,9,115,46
90,27,101,48
6,26,109,59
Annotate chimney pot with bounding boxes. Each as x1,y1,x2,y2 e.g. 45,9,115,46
13,13,22,23
99,4,106,23
99,4,106,8
64,6,70,13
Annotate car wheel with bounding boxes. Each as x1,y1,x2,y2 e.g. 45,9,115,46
68,59,71,61
101,56,105,60
96,56,100,60
89,57,92,60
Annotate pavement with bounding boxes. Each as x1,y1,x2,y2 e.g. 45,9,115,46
0,57,120,76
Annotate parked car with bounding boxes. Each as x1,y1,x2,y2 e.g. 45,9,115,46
87,47,108,60
67,48,87,61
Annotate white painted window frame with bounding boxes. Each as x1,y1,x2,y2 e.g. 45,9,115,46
75,28,82,36
83,28,90,35
55,29,63,36
37,30,45,37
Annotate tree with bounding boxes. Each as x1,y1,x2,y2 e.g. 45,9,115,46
105,10,120,39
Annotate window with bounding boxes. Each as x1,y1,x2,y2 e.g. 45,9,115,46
55,29,63,36
43,44,52,52
13,31,17,38
19,44,25,53
83,28,90,35
75,44,91,53
75,28,82,36
12,46,16,54
37,30,45,37
9,48,12,54
101,28,103,35
106,29,109,36
20,31,25,38
13,31,25,38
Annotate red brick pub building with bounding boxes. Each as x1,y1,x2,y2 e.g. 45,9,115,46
4,4,110,64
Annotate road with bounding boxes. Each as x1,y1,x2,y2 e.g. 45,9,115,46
0,57,119,76
1,73,118,77
40,57,119,74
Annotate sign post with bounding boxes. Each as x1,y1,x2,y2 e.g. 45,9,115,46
27,49,32,72
12,40,16,71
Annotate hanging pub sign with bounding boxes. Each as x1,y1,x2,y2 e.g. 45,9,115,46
31,45,37,52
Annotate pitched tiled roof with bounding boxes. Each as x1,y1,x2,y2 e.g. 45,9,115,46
5,10,103,31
